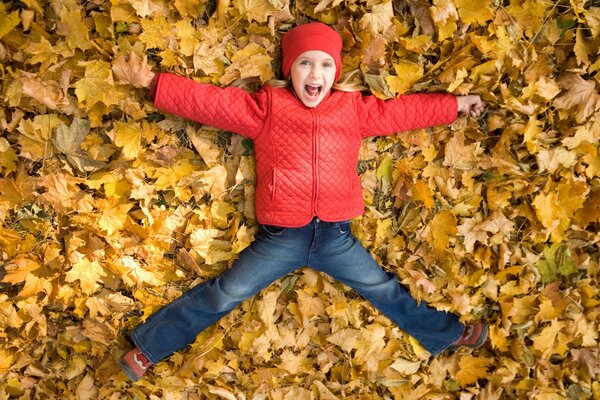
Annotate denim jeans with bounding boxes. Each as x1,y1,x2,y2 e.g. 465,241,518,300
130,218,464,363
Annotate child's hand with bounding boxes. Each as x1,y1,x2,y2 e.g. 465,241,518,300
456,95,485,118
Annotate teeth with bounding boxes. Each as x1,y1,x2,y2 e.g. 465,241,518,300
305,84,322,98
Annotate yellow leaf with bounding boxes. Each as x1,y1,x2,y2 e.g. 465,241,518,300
327,328,360,353
0,137,17,175
59,8,91,51
220,42,274,85
2,255,41,285
455,354,492,387
211,200,235,229
232,0,279,23
386,60,424,95
532,320,566,356
412,180,434,209
73,61,118,110
532,179,588,242
359,2,394,34
488,324,510,352
174,0,206,18
0,227,21,258
522,116,543,154
536,77,561,101
140,16,172,49
455,0,494,25
506,0,550,39
0,5,19,39
65,258,107,295
107,121,141,159
129,0,165,17
389,358,421,375
96,198,133,236
76,374,98,400
0,349,16,372
443,131,481,170
115,256,165,287
423,210,457,253
296,290,325,322
536,147,578,174
23,37,60,70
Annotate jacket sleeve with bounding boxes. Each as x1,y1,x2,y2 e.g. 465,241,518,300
357,92,458,138
151,73,268,139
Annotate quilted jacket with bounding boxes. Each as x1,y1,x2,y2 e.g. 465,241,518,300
151,73,458,227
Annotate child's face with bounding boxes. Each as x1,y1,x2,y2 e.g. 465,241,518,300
290,50,337,108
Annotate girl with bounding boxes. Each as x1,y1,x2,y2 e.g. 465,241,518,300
119,22,487,382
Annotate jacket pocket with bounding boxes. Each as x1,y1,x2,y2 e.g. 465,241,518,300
270,168,278,200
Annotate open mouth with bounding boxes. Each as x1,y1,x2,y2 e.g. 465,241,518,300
305,84,322,98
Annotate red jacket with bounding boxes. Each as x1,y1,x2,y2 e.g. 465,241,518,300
151,73,457,227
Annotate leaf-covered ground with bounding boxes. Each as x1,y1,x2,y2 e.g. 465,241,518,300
1,0,599,398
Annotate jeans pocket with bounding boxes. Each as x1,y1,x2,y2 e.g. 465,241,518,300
336,221,351,234
262,224,286,236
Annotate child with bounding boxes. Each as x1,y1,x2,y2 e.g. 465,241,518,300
119,22,487,381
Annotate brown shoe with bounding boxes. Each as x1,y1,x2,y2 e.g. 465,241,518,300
447,322,488,352
119,347,152,381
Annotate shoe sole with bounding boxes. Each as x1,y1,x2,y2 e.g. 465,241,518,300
446,323,489,353
119,358,143,382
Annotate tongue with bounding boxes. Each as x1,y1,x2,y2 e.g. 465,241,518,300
306,85,320,97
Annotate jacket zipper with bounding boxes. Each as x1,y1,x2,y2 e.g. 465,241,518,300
311,109,319,217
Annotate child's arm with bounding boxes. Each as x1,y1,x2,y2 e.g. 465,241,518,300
357,93,485,137
150,73,268,139
114,55,268,139
358,92,458,137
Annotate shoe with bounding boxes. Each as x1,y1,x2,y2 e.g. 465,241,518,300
119,347,152,381
447,322,488,352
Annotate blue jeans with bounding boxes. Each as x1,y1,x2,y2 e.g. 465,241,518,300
130,219,464,363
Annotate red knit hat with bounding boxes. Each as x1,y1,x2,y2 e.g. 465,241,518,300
281,22,343,81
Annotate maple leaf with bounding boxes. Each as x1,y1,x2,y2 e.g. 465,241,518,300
233,0,279,23
422,210,457,253
443,131,481,170
2,255,52,298
112,53,155,89
386,60,424,95
65,258,107,295
454,0,494,25
359,2,394,34
95,198,133,236
37,172,82,214
53,118,107,173
554,73,600,123
0,4,20,39
73,61,118,110
455,355,493,387
532,179,588,242
106,121,141,160
19,72,73,113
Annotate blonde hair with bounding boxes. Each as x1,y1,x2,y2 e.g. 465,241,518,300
231,69,367,93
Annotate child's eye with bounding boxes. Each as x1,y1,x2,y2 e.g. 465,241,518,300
300,60,311,66
323,62,334,68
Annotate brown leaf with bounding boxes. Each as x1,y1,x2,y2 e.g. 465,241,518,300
554,73,600,123
111,53,155,89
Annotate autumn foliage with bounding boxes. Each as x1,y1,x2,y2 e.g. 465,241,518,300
1,0,599,398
